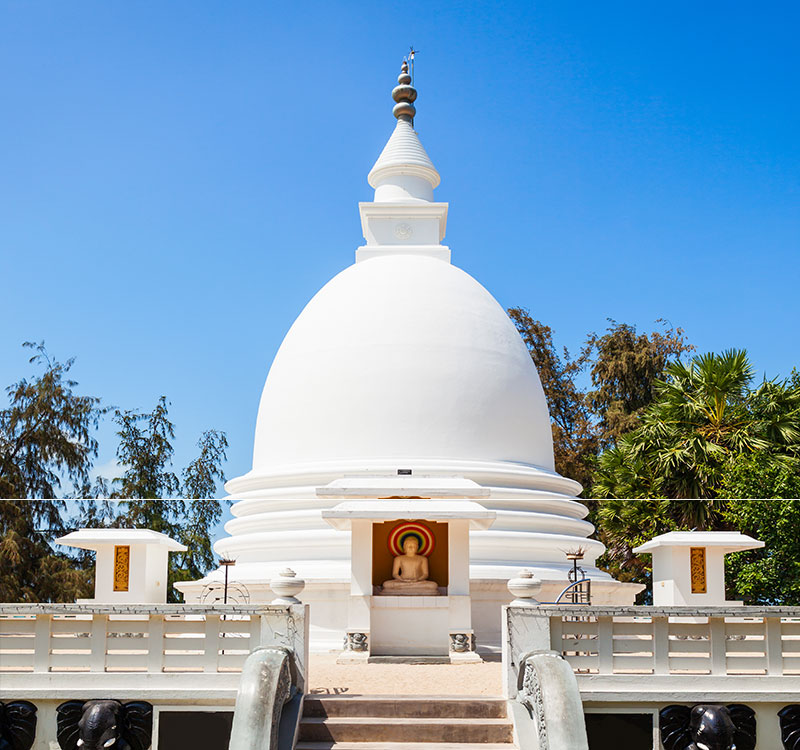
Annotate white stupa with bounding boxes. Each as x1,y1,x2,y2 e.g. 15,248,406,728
177,62,641,648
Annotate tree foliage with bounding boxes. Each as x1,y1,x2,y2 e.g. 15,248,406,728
0,345,107,601
0,342,107,497
102,398,229,601
717,455,800,605
113,396,181,501
590,354,800,602
721,497,800,605
508,309,596,488
593,351,800,500
586,320,693,445
506,312,799,603
0,344,229,603
177,430,229,582
508,311,692,492
0,500,91,602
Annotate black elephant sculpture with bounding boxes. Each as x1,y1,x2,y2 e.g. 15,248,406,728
0,701,37,750
660,704,756,750
56,700,152,750
779,705,800,750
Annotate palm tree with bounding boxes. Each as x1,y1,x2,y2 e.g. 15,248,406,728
590,353,800,596
639,350,769,497
593,350,800,501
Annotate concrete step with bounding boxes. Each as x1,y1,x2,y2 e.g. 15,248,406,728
303,697,508,720
297,744,515,750
298,717,514,744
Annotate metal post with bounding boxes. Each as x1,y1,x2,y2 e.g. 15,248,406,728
219,558,236,656
221,558,235,604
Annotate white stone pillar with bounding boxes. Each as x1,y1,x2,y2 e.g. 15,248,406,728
448,520,470,596
344,519,372,658
448,519,477,661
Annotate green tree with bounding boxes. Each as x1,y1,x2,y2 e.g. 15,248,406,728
0,342,107,497
508,313,695,492
590,433,665,499
0,500,91,602
106,397,229,600
176,430,230,582
591,498,677,593
586,320,693,446
591,354,800,601
113,396,181,501
716,454,800,604
722,498,800,605
0,343,105,601
508,308,597,489
111,396,185,554
0,340,230,601
593,351,800,500
721,450,800,499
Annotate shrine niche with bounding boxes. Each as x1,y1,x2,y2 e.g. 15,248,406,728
322,499,495,659
372,520,448,593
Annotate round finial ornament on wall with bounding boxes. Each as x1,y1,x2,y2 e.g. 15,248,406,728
507,569,542,604
388,521,435,556
270,567,306,604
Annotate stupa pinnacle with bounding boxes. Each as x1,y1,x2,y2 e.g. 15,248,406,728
391,60,417,120
368,60,440,201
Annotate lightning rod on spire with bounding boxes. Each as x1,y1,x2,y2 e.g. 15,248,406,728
408,46,419,85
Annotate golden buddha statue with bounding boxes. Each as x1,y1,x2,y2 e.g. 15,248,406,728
380,537,440,595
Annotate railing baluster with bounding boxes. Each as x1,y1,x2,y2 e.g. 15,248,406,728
709,616,726,675
204,614,221,673
33,614,51,673
148,614,164,673
653,616,669,675
765,616,783,676
550,615,563,653
249,614,261,651
90,614,107,672
598,616,613,674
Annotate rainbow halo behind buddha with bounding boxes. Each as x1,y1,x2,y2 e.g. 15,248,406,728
387,522,435,557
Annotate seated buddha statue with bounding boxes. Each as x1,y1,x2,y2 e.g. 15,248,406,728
380,537,440,595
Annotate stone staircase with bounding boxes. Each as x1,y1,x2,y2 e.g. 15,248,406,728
296,696,515,750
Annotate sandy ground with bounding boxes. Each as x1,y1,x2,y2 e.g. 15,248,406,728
307,653,503,697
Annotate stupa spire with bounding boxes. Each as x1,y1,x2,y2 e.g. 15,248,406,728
367,58,440,202
392,60,417,120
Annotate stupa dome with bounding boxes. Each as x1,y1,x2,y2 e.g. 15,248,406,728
251,253,555,473
176,60,644,649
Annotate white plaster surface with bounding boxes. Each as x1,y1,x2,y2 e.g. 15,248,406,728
322,500,495,530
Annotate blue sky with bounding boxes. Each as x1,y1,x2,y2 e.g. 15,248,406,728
2,1,798,515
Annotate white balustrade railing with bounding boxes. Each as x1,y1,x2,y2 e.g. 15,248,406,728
506,605,800,685
0,604,307,677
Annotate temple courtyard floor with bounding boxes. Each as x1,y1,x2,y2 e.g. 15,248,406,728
307,653,503,696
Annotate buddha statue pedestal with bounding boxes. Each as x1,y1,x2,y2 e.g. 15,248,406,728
378,579,440,596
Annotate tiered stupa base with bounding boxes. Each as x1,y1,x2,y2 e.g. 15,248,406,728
176,459,643,652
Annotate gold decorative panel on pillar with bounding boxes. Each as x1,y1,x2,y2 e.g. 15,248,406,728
689,547,706,594
113,544,130,592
